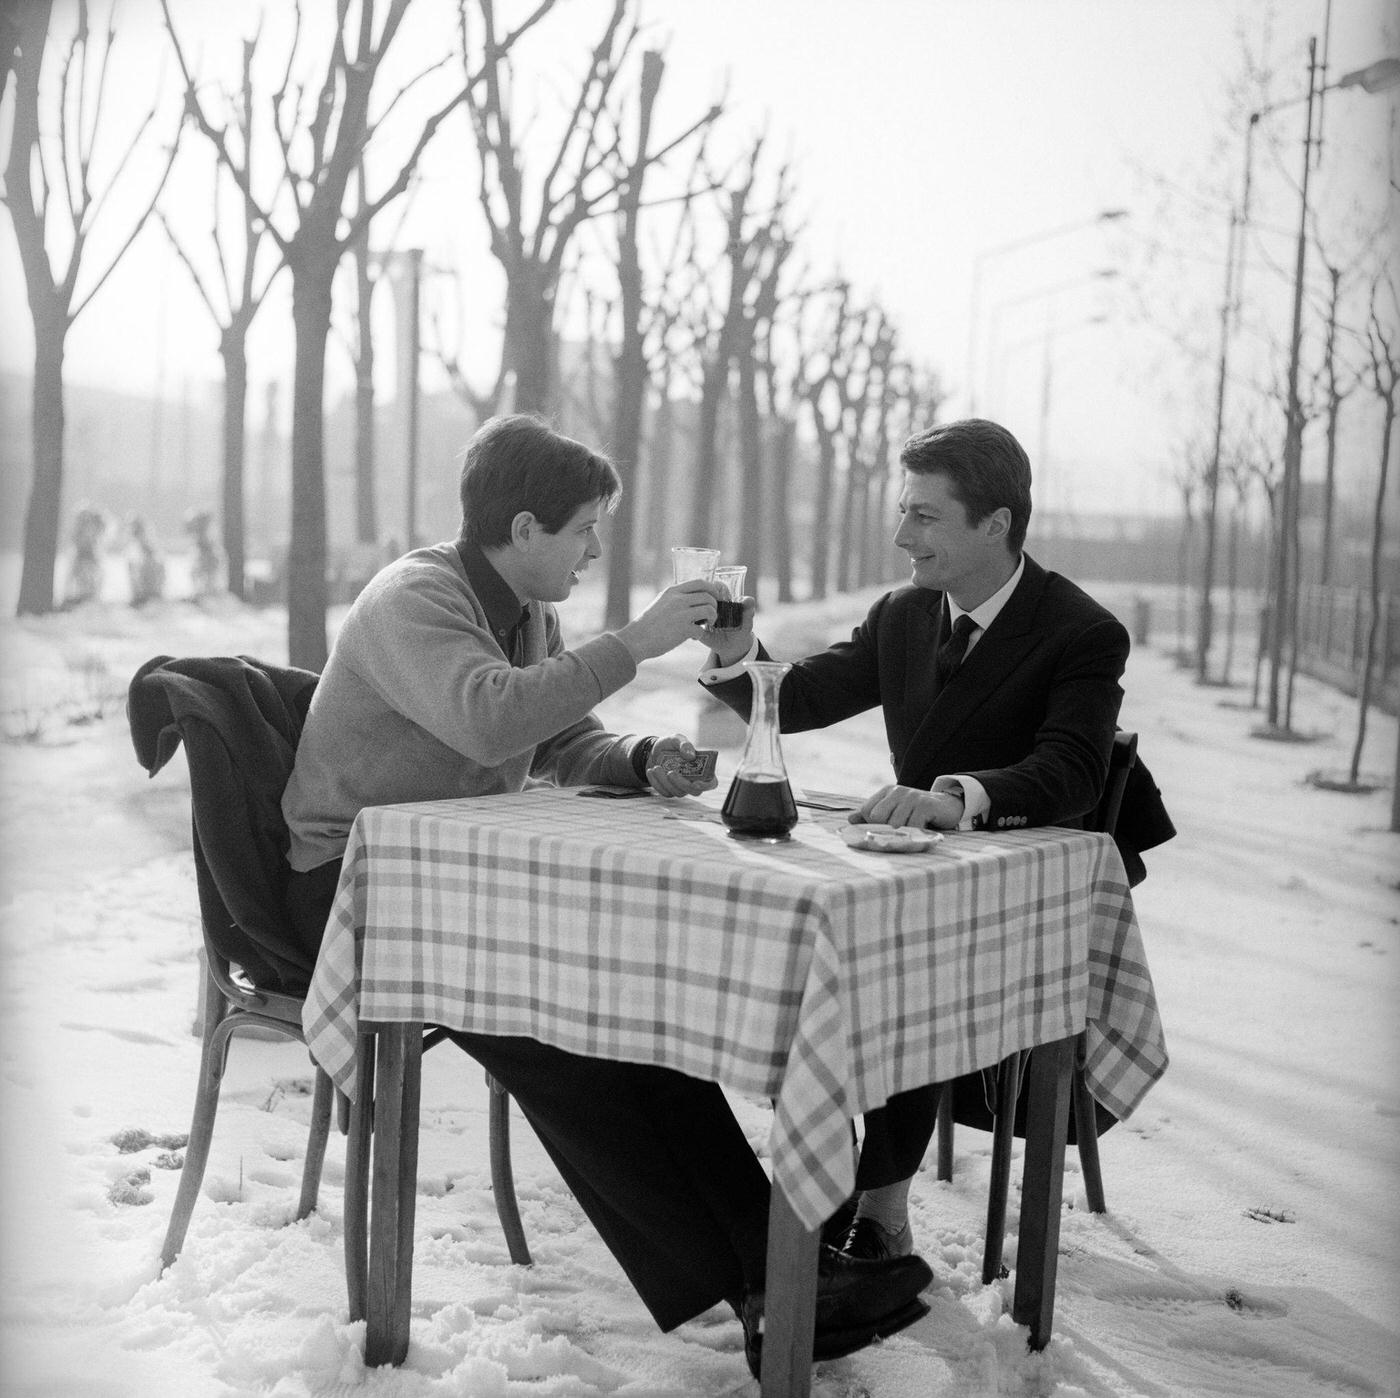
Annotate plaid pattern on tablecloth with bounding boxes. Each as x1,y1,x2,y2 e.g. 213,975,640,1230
303,789,1167,1229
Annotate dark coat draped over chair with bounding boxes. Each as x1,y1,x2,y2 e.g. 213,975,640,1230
128,654,321,992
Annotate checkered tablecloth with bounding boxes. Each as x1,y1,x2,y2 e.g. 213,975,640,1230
303,789,1168,1230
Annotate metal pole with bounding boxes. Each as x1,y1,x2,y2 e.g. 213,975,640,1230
1267,38,1318,730
405,249,422,550
1196,207,1238,685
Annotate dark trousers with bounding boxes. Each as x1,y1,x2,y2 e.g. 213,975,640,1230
854,1071,1120,1190
288,859,771,1331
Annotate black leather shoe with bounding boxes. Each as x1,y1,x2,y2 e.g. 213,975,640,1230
741,1245,933,1378
837,1215,914,1262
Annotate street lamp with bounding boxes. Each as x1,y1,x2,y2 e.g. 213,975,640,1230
1197,48,1400,692
984,268,1119,417
965,208,1127,415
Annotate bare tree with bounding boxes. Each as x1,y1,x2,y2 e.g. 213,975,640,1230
801,279,864,602
157,25,284,599
685,133,782,546
834,305,894,592
349,162,378,548
163,0,549,668
458,0,715,423
734,201,795,587
1345,267,1398,789
3,0,179,615
753,274,817,604
602,46,661,630
634,173,710,583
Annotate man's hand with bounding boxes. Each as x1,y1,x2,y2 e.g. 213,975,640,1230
706,596,757,667
617,581,720,662
645,735,720,798
849,784,964,829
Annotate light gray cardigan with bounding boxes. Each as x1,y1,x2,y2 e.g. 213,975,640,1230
284,542,642,870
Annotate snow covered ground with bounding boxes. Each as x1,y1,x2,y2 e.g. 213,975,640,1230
0,575,1396,1398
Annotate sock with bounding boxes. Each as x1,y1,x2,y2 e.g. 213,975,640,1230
853,1178,912,1235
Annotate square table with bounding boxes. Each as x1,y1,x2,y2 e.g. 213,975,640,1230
303,787,1167,1395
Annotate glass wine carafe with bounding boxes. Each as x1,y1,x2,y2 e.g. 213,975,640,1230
721,661,798,840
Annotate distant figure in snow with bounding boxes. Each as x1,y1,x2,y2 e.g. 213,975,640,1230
184,509,222,599
127,515,167,607
62,505,108,608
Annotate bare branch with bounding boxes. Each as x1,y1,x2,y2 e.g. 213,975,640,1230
156,208,222,321
70,125,179,320
159,0,288,257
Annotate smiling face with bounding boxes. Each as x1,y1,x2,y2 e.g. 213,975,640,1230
892,469,1014,608
512,498,605,603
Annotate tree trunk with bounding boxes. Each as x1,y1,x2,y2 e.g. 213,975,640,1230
354,234,378,546
605,50,662,631
771,416,795,604
502,268,556,418
1347,395,1394,784
220,329,249,599
836,457,860,593
808,413,837,601
287,270,334,671
16,328,66,616
646,390,675,585
688,353,728,544
1251,490,1278,711
1222,496,1240,685
735,327,765,582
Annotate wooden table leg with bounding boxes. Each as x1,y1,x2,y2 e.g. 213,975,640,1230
364,1022,423,1368
344,1032,376,1323
1012,1033,1074,1350
760,1184,821,1398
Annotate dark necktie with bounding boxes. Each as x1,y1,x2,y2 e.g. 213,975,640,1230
936,614,978,686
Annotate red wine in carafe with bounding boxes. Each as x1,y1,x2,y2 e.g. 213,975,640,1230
721,775,798,838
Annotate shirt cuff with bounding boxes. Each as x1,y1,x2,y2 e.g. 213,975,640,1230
699,638,760,685
933,774,988,831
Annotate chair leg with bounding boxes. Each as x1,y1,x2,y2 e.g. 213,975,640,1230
297,1065,335,1221
1072,1035,1106,1213
982,1051,1023,1284
488,1072,532,1266
935,1084,954,1181
344,1034,375,1323
160,969,232,1272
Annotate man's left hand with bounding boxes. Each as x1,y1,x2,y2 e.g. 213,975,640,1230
645,735,720,798
850,784,964,829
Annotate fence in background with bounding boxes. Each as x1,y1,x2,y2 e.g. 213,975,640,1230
1293,583,1399,716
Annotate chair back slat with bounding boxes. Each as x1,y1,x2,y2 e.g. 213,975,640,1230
1088,730,1138,837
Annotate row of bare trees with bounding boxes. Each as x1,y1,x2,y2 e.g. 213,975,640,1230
1129,26,1398,808
2,0,943,672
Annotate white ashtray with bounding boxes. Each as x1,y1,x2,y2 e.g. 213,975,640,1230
838,824,944,853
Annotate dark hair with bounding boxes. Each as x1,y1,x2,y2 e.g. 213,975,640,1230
459,415,622,547
899,418,1033,552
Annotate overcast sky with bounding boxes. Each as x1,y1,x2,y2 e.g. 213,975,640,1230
1,0,1394,517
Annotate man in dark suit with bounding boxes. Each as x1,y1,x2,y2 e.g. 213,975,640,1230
702,417,1143,1263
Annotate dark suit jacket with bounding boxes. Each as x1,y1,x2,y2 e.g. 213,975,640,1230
709,555,1165,839
128,654,320,992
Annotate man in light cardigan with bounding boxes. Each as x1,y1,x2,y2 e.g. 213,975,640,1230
283,415,933,1377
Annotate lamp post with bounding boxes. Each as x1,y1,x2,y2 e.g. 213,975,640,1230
965,208,1127,416
984,268,1119,418
374,248,425,550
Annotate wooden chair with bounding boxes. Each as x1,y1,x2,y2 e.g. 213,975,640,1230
128,654,531,1274
935,729,1138,1284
